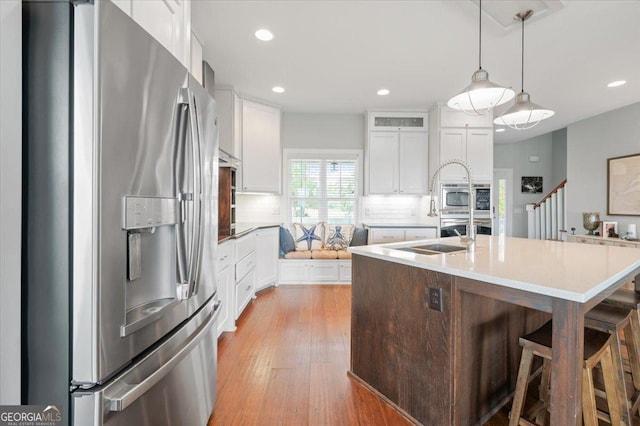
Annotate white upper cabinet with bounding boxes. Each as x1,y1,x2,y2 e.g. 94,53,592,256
241,99,281,193
190,32,203,84
215,88,242,158
429,104,493,183
112,0,191,68
366,112,428,195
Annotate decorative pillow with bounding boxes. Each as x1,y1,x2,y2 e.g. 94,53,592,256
324,224,355,250
350,227,369,247
279,226,296,256
293,223,324,251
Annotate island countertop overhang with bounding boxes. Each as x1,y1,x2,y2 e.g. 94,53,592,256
349,235,640,303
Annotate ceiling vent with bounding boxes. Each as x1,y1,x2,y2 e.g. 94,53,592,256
470,0,565,30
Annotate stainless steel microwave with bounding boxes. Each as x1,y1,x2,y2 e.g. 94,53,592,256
441,183,491,214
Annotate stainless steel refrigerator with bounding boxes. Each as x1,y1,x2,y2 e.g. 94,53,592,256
22,1,220,424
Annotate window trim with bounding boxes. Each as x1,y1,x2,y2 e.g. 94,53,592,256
283,148,362,225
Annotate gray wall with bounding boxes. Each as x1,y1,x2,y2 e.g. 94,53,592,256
567,102,640,235
494,134,554,237
551,128,567,187
0,0,21,404
282,113,364,149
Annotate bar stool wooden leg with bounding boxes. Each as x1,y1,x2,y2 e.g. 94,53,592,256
609,326,631,423
626,312,640,391
599,344,623,425
583,365,599,426
509,347,534,426
535,359,551,425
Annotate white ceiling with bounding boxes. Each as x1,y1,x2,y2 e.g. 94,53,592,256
192,0,640,144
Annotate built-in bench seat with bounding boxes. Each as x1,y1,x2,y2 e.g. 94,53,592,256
277,224,367,285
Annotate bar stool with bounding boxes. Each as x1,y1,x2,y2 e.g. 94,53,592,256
586,298,640,422
509,321,622,426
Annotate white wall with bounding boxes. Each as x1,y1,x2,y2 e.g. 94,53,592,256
566,102,640,235
494,134,555,238
281,113,364,149
238,113,365,224
0,0,22,404
551,128,567,187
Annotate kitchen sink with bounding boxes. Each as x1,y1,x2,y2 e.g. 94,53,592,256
397,243,466,255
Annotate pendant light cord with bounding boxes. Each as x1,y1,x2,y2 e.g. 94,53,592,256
520,14,525,93
478,0,482,69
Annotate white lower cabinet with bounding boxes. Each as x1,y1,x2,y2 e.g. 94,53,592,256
255,227,279,291
216,240,235,337
367,227,437,244
235,268,256,320
279,260,352,284
234,233,256,320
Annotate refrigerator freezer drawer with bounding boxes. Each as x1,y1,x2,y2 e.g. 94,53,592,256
73,297,219,425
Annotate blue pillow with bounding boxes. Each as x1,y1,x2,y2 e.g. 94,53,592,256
279,226,296,256
350,227,368,246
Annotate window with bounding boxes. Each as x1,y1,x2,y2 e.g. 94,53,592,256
285,150,360,225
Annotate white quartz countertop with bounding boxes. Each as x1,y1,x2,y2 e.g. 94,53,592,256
348,235,640,303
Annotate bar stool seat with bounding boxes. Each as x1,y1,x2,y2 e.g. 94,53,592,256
586,302,640,422
509,321,623,426
601,288,640,311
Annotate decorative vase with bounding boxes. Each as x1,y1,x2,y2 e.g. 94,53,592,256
582,212,600,235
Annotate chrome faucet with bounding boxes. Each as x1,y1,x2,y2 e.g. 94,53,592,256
428,159,475,251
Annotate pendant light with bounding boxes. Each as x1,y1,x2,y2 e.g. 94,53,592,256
447,0,515,115
494,10,554,130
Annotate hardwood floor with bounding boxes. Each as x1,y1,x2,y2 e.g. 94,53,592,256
207,285,512,426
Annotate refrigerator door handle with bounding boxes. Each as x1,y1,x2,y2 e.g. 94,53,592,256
186,91,203,297
106,299,221,412
175,93,190,289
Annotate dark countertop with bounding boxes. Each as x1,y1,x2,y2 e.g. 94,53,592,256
218,223,281,243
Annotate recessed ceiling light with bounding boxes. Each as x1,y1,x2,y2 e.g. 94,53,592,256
495,128,506,133
255,29,274,41
272,86,285,93
607,80,626,88
377,89,390,96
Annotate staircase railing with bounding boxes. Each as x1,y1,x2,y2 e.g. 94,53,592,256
526,179,567,240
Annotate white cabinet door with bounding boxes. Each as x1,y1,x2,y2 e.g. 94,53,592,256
404,228,437,240
466,129,493,182
131,0,188,66
216,266,234,336
235,268,255,320
439,128,467,181
255,228,279,291
369,228,405,244
398,132,428,194
215,89,241,157
112,0,131,15
368,132,399,194
241,100,281,193
190,33,203,84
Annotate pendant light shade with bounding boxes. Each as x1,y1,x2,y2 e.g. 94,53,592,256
494,10,554,130
447,0,515,115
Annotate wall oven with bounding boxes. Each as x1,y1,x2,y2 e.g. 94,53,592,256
440,217,492,238
441,183,491,215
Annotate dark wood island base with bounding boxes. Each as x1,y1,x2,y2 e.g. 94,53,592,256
350,255,549,425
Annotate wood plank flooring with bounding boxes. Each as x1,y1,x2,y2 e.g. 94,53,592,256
207,285,512,426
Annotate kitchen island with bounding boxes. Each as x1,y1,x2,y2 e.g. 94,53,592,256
349,235,640,425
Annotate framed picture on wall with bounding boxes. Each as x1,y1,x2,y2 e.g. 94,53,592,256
607,153,640,216
521,176,543,194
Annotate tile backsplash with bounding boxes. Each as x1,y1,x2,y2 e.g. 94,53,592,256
235,193,439,226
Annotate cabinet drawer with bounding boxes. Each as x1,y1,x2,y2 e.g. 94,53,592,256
235,233,256,260
404,228,437,240
369,229,405,244
575,237,592,244
593,240,615,246
616,242,639,248
339,262,352,281
217,240,234,271
309,263,340,282
235,269,255,319
236,251,256,282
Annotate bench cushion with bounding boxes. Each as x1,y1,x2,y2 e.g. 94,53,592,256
284,250,312,259
311,249,339,259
